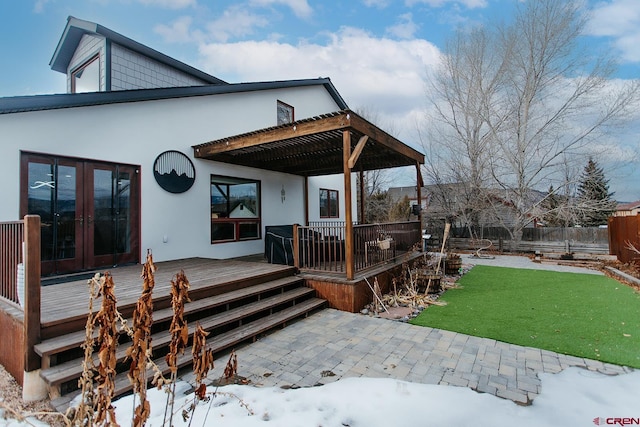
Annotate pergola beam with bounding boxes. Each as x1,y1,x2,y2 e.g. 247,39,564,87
194,113,351,158
347,135,368,169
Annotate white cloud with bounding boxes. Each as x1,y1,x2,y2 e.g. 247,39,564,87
249,0,313,19
33,0,51,13
362,0,391,8
198,27,440,145
586,0,640,63
386,13,420,39
205,5,270,42
405,0,488,8
137,0,197,8
154,16,198,43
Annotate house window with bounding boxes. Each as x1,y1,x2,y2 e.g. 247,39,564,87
320,188,339,218
277,100,294,125
211,175,261,243
71,55,100,93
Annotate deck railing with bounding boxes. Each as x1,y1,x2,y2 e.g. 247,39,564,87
294,220,422,275
0,215,42,377
0,221,24,305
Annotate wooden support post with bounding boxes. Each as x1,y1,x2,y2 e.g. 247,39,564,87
416,163,423,248
343,130,355,280
23,215,46,402
359,170,365,225
293,223,300,269
303,177,309,226
23,215,41,372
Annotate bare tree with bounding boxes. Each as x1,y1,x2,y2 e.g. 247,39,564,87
424,0,639,246
421,23,511,237
354,106,396,223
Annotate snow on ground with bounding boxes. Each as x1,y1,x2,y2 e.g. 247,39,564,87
112,368,638,426
4,367,635,426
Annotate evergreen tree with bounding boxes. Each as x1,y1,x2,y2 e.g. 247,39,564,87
541,185,563,227
388,195,412,222
576,158,616,226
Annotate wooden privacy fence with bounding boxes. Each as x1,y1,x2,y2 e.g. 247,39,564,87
425,226,609,243
0,215,42,383
608,215,640,264
446,237,609,254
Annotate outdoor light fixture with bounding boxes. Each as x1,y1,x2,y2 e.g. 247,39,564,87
281,185,286,203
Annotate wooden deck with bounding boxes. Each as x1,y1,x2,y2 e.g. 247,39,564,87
31,256,329,405
40,257,295,339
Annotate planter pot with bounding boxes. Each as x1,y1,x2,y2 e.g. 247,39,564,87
444,257,462,275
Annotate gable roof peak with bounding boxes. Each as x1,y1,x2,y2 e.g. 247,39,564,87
49,16,226,85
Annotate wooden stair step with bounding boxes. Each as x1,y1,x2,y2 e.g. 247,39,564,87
110,297,326,396
40,287,316,386
50,298,326,412
35,275,303,358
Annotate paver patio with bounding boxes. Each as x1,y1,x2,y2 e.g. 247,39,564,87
183,308,631,405
180,255,632,405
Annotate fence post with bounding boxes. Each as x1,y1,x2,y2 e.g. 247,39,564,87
22,215,46,401
293,224,299,269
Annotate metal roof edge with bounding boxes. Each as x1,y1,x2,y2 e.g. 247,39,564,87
0,78,347,114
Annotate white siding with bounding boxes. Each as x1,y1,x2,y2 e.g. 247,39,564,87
110,44,207,90
0,85,342,262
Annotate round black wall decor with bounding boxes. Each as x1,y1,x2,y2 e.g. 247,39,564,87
153,150,196,193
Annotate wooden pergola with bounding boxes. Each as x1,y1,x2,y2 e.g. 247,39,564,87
193,109,425,279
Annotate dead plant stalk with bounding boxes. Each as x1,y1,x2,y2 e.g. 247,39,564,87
126,250,156,427
163,270,191,426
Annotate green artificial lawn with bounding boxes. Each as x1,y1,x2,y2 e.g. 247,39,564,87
410,265,640,368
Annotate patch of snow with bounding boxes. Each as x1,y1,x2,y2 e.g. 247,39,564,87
104,367,638,426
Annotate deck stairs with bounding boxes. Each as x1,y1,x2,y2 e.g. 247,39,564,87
34,266,325,410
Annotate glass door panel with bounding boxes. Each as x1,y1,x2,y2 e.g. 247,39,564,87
116,171,132,254
23,155,83,274
56,165,77,260
86,163,139,269
93,168,115,257
27,161,55,262
21,153,140,275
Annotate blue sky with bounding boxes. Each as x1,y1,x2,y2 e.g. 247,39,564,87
1,0,639,200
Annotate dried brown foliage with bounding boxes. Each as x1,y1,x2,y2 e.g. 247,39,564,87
92,272,120,426
222,350,238,385
166,270,190,373
192,324,214,390
126,251,156,427
68,274,101,425
163,270,191,426
69,272,121,426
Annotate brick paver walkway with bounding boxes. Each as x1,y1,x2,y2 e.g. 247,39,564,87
181,256,631,404
193,309,631,405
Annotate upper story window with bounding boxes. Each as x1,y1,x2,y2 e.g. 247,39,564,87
277,100,294,125
71,55,100,93
320,188,339,218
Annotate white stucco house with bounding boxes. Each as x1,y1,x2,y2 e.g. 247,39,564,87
1,16,425,281
0,16,362,276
